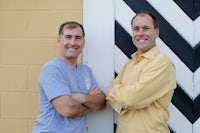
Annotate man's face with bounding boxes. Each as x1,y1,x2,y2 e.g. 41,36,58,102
57,26,85,61
132,14,159,55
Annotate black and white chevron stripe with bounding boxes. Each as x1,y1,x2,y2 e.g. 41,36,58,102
115,0,200,133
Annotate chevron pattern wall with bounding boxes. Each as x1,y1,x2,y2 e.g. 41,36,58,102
114,0,200,133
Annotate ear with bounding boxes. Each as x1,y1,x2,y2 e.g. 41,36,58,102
57,37,61,45
155,28,159,38
83,39,86,47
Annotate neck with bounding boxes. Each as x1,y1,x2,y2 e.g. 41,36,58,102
59,56,77,67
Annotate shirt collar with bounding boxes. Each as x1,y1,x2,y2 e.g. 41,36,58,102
131,45,160,60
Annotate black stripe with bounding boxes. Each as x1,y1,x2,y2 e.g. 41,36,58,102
113,75,180,133
115,21,137,58
172,85,194,123
194,42,200,71
115,71,200,123
193,92,200,121
115,72,118,78
194,0,200,18
174,0,200,20
123,0,200,72
172,84,200,123
114,114,175,133
169,128,175,133
114,0,200,124
114,123,117,133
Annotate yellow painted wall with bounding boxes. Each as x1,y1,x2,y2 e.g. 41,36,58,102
0,0,82,133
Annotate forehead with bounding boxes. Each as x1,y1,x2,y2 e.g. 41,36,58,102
132,14,154,27
62,26,83,36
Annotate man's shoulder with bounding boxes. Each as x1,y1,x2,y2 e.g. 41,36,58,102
157,52,171,61
77,63,92,71
40,58,63,72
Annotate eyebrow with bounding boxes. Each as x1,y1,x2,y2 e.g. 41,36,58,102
63,34,83,38
133,25,150,28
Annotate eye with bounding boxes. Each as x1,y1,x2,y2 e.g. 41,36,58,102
64,35,71,40
75,36,83,41
133,27,139,32
143,27,150,31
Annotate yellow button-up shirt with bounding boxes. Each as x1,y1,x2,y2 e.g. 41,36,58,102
106,46,176,133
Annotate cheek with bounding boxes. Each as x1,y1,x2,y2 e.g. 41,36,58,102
154,29,159,38
81,43,85,48
132,34,136,40
132,37,136,44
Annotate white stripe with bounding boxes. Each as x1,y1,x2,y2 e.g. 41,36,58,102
168,103,192,133
193,117,200,133
194,67,200,98
114,24,194,99
115,41,194,99
194,16,200,46
114,46,129,73
115,1,196,99
83,0,115,133
114,111,118,124
156,38,194,99
147,0,195,47
113,103,193,133
115,0,134,35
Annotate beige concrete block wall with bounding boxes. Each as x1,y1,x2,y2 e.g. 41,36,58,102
0,0,82,133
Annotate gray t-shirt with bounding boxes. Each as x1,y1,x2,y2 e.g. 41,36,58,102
32,58,98,133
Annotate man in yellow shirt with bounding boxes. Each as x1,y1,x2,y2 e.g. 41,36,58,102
106,11,177,133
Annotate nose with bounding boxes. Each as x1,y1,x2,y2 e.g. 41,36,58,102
69,38,76,45
137,29,145,36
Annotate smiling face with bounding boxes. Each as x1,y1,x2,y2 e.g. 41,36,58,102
132,13,159,55
57,25,85,66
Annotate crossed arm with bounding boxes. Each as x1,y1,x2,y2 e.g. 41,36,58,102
52,85,106,118
71,85,106,111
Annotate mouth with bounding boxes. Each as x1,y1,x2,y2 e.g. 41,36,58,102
66,46,79,51
138,39,146,43
137,39,147,45
68,47,77,50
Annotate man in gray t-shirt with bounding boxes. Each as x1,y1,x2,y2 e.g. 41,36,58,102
32,21,106,133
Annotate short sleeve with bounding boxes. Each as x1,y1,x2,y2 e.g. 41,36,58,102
38,65,71,101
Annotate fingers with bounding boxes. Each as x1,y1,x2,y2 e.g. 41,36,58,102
89,85,103,95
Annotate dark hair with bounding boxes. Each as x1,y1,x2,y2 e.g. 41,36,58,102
131,11,159,29
58,21,85,37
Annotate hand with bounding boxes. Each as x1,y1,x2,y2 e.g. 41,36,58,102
89,85,103,95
